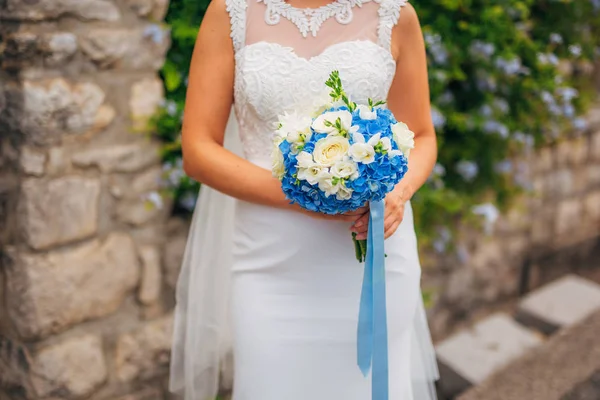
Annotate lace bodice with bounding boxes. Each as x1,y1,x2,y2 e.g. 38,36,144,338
227,0,406,169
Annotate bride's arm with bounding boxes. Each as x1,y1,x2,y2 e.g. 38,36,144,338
181,0,290,209
387,3,438,202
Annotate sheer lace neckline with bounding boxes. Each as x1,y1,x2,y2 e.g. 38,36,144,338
259,0,370,38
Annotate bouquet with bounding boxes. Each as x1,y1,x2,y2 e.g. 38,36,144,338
271,71,415,262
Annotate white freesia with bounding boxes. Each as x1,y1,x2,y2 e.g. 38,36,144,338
296,151,314,169
336,184,353,201
298,164,329,185
317,173,340,197
312,110,353,134
310,89,335,116
380,137,392,153
348,143,375,164
286,129,312,145
271,146,285,180
391,122,415,158
367,133,382,147
331,160,359,180
313,136,350,166
357,104,377,120
278,111,312,136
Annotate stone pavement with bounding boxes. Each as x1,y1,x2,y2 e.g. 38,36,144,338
436,274,600,399
457,309,600,400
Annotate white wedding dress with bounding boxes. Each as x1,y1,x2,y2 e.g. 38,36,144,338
169,0,439,399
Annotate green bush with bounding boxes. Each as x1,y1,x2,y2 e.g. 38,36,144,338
154,0,599,251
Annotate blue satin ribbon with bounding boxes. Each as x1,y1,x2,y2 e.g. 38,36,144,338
357,200,388,400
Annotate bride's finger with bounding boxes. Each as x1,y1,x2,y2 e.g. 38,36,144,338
384,220,401,239
350,212,370,231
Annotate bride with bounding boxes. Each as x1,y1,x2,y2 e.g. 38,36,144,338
169,0,439,398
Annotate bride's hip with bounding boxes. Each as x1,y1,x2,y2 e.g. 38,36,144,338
231,200,421,274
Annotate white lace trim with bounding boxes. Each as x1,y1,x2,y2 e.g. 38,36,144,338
376,0,406,51
259,0,367,38
226,0,248,52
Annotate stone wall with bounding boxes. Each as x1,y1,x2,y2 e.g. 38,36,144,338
0,1,175,399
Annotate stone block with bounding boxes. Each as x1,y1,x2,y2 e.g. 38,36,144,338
138,245,162,305
1,0,120,21
47,146,70,175
545,169,574,197
115,314,173,382
436,313,542,397
516,275,600,334
130,77,164,130
117,198,164,226
2,31,78,69
72,142,160,173
19,176,100,250
126,0,169,20
587,164,600,187
583,190,600,223
534,147,553,174
555,199,582,236
591,129,600,161
5,233,140,339
31,334,107,398
79,26,170,70
18,78,115,145
19,147,46,176
43,32,78,65
556,138,588,167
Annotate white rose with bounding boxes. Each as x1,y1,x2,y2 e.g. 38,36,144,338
391,122,415,158
336,184,353,201
298,164,329,185
331,160,359,180
357,104,377,120
348,143,375,164
313,136,350,166
311,110,353,134
271,146,285,180
317,173,340,197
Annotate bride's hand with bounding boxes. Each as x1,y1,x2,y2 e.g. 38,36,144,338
350,186,411,240
296,205,370,222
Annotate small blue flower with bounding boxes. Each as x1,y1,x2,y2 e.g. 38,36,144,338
143,24,166,45
558,87,579,103
550,33,563,44
483,120,509,138
472,203,499,235
469,41,495,59
573,118,588,130
495,56,522,76
494,160,512,174
179,192,197,211
569,44,582,58
455,160,479,182
431,108,446,129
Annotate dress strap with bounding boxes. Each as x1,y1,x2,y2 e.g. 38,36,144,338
376,0,407,51
226,0,248,53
